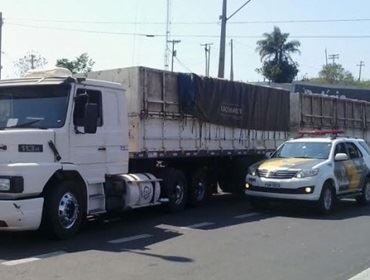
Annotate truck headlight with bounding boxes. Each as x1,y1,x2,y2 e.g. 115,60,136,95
0,179,10,191
0,177,24,193
295,168,319,179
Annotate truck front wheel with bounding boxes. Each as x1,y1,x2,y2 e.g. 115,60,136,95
43,181,84,239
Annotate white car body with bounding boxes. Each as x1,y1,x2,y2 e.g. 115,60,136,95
246,137,370,202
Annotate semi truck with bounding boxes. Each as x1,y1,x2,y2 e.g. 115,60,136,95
0,66,369,239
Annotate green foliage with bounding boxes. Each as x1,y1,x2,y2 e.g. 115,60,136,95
14,51,48,77
256,26,301,83
318,63,354,84
56,53,95,74
309,63,370,89
258,60,299,83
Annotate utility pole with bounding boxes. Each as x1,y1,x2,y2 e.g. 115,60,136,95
218,0,227,78
218,0,253,78
325,48,328,66
168,40,181,72
357,61,365,81
30,54,35,70
0,12,3,80
164,0,171,70
230,39,234,81
328,54,339,64
201,43,213,76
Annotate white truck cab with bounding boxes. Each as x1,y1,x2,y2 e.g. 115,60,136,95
0,69,134,238
246,132,370,213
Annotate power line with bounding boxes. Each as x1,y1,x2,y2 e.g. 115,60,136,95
6,23,370,40
6,17,370,25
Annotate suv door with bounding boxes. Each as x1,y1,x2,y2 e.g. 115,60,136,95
344,142,366,192
334,142,351,193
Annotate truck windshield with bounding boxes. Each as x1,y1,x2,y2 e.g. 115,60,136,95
274,142,332,159
0,84,70,129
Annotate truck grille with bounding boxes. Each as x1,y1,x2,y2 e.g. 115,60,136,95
257,169,298,179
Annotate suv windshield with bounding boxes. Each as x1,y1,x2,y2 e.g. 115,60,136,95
0,84,70,129
274,142,332,159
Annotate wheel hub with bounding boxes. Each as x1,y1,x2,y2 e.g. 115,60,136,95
174,184,184,205
323,189,332,210
58,192,79,229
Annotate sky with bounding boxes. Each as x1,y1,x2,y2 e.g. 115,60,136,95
1,0,370,82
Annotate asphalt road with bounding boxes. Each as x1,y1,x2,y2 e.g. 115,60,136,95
1,194,370,280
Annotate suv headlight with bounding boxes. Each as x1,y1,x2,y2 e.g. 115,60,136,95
0,179,10,191
248,165,258,176
295,168,320,179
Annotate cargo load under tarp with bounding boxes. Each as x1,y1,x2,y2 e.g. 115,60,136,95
177,73,290,131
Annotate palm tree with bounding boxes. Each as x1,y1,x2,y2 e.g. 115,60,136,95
256,26,301,64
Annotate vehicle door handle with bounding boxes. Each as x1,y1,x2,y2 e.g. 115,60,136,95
98,146,107,151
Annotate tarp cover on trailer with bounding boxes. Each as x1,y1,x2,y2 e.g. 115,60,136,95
178,73,290,131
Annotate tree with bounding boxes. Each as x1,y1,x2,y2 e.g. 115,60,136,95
14,51,48,77
318,63,354,84
56,53,95,74
256,26,301,83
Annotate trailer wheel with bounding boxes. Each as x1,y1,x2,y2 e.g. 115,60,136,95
161,168,188,212
188,168,210,207
43,181,84,239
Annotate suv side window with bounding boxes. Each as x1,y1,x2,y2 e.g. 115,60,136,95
346,142,362,159
73,89,103,127
335,143,347,156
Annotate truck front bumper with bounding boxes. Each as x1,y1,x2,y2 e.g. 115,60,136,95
0,197,44,231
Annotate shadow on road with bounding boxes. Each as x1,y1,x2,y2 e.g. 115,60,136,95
0,194,369,263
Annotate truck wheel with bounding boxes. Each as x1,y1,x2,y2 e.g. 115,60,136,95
43,181,84,239
317,183,335,214
356,178,370,206
161,169,188,212
188,168,209,207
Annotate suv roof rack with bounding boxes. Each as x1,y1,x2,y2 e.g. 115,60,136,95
297,130,344,139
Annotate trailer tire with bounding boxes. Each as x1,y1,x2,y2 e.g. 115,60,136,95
188,168,210,207
43,181,84,239
161,168,188,212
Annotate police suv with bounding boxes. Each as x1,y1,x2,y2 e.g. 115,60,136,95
245,131,370,213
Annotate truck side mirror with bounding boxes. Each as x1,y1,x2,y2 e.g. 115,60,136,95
335,153,349,161
84,103,98,134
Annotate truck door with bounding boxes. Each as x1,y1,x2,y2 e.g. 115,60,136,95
345,142,366,192
70,88,106,183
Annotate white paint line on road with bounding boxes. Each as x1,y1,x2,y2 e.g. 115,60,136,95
234,213,261,219
108,234,153,244
2,251,67,266
348,267,370,280
180,222,214,230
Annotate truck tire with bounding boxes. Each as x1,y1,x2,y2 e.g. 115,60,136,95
161,168,188,212
317,182,335,214
356,178,370,206
188,168,210,207
43,181,84,239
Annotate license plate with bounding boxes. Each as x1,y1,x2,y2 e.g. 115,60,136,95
265,182,280,188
